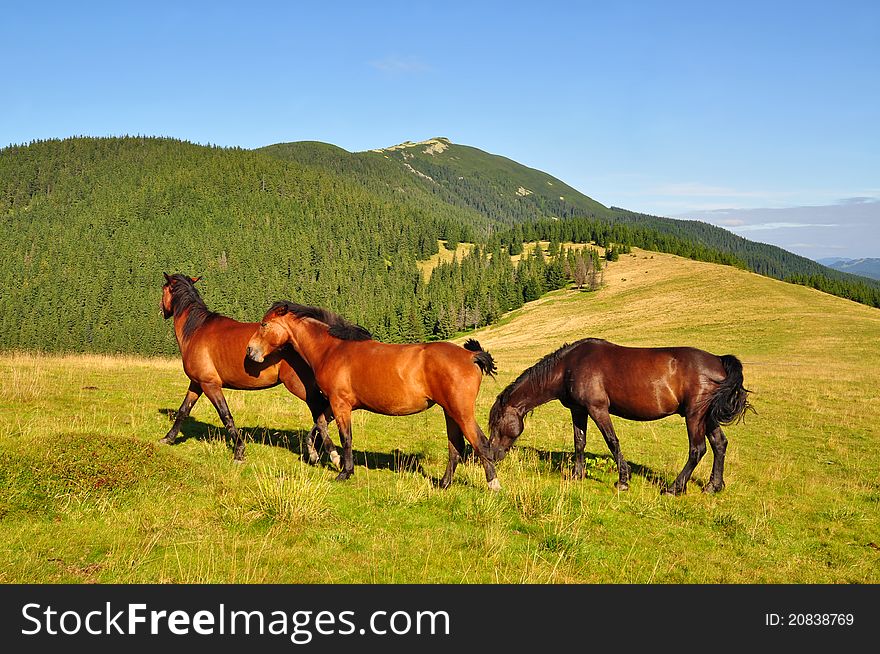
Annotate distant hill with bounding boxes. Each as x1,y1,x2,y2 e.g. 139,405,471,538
1,135,878,356
818,257,880,280
262,138,880,301
261,137,609,226
817,257,851,266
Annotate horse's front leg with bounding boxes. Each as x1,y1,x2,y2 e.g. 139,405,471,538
589,407,630,490
161,381,202,444
329,401,355,481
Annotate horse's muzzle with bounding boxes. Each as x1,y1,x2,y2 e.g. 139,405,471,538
490,445,509,463
246,346,264,363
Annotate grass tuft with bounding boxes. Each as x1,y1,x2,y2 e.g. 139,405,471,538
244,464,331,527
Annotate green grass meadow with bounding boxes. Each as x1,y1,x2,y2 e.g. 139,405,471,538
1,251,878,583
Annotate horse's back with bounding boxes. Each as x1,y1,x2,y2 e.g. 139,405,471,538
580,340,723,375
567,340,725,419
333,339,483,413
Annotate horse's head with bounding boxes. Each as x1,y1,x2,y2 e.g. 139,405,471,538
487,396,525,462
161,273,201,319
246,304,292,363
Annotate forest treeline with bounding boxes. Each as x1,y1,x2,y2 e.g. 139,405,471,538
1,137,876,356
0,137,605,354
266,139,880,307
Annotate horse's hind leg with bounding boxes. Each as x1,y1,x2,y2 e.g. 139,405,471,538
703,426,727,493
161,381,202,445
307,409,341,469
440,410,466,489
571,409,588,479
663,414,708,496
589,408,630,490
202,383,246,462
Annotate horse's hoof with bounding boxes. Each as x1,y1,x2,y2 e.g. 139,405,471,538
439,478,451,490
573,467,586,480
307,452,319,465
487,478,501,492
159,436,175,445
335,470,353,482
703,482,725,494
614,481,629,491
329,451,342,469
661,487,682,496
233,456,246,465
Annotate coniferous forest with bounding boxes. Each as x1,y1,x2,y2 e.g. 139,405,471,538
1,136,877,356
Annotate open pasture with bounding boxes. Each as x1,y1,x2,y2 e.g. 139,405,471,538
1,250,878,583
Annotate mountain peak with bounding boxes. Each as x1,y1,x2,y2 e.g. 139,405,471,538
371,137,451,155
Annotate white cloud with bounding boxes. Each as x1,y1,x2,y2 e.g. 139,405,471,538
837,197,878,205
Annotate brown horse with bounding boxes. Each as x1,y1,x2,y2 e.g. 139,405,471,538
245,301,501,489
488,338,752,494
160,274,339,465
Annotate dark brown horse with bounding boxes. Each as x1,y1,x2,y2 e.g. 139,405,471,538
245,302,501,489
160,274,339,465
488,338,752,494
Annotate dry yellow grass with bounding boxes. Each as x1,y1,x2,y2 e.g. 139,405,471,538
417,240,601,280
416,240,475,280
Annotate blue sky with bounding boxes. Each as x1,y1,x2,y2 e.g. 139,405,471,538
2,1,878,255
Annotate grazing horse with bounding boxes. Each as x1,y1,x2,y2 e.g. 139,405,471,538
245,302,501,490
488,338,752,495
160,274,339,465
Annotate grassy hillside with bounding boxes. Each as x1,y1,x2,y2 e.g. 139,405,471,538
2,250,877,583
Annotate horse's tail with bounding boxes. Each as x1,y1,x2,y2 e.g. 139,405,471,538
463,338,497,378
708,355,753,427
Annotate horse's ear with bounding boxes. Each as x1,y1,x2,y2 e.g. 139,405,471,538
274,304,288,316
163,272,171,283
190,276,202,284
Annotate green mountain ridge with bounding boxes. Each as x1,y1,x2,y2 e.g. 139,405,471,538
1,135,877,356
259,136,609,226
260,137,880,294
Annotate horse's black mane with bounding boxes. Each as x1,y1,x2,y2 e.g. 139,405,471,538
167,274,219,340
270,301,373,341
494,338,605,410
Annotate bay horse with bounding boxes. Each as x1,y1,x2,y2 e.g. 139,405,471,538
160,274,339,465
245,301,501,490
488,338,752,495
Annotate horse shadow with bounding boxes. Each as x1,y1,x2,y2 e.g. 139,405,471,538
157,410,680,489
519,445,673,489
157,409,430,480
